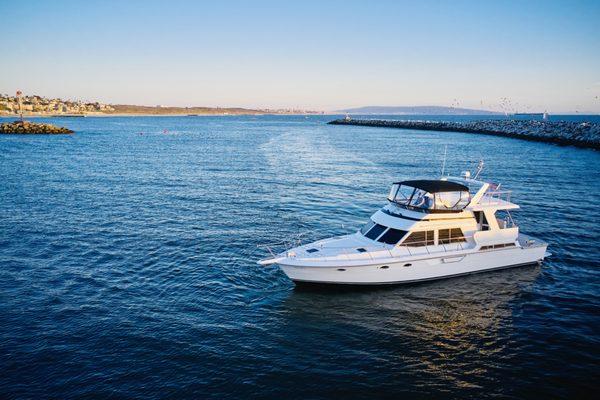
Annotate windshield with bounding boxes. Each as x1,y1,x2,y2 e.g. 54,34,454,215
388,184,470,212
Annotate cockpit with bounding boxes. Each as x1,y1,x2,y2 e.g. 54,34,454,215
387,179,471,213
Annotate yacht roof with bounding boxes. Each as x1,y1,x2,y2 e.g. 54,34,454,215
396,179,469,193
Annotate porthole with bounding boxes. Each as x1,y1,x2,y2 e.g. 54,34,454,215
403,263,412,267
337,268,346,272
380,265,389,269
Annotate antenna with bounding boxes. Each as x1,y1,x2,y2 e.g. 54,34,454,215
440,145,448,177
473,159,484,179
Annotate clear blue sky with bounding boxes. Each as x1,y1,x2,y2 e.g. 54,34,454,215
1,0,599,112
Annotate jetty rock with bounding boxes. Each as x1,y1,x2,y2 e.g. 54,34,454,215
328,118,600,150
0,120,73,134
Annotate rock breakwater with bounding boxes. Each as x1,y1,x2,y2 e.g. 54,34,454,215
328,118,600,150
0,120,73,134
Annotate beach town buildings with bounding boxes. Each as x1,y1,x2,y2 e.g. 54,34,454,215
0,94,115,115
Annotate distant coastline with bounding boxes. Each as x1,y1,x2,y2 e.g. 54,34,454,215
0,93,324,117
0,112,329,118
2,94,597,118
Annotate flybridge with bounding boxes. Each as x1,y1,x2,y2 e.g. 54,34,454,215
385,175,518,218
387,179,471,213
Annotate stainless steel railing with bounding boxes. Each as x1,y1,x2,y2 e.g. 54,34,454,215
259,233,473,261
480,189,512,205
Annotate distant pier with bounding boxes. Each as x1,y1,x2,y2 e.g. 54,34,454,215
328,118,600,150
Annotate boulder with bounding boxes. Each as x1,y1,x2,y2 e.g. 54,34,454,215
0,120,73,134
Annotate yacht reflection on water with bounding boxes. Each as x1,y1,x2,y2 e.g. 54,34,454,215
279,264,541,387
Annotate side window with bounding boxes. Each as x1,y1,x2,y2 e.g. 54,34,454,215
377,228,408,245
426,230,434,245
402,230,434,246
495,210,515,229
438,229,450,244
364,223,387,240
450,228,465,242
360,220,375,235
481,212,489,231
474,211,489,231
439,228,466,244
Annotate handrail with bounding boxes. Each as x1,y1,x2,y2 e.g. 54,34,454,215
495,208,517,228
259,233,473,261
479,189,512,205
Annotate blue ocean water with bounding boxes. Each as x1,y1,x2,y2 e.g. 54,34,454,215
0,115,598,399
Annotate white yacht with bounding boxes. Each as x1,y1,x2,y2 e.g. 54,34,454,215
259,171,549,285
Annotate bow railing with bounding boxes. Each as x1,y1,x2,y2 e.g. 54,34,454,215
258,233,474,262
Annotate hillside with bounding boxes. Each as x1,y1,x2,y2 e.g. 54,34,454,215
108,104,265,115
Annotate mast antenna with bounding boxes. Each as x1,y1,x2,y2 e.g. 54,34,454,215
440,145,448,177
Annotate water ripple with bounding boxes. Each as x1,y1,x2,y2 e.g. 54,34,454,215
0,115,598,398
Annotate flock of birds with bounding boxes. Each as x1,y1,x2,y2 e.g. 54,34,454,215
449,92,599,115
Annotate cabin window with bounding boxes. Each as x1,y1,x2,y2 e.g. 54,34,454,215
408,189,431,208
402,230,434,246
364,223,387,240
388,184,400,201
438,228,466,244
391,185,415,204
495,210,515,229
474,211,489,231
377,228,408,245
306,248,319,253
360,220,376,235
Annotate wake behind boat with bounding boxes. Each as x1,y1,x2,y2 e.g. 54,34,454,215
258,167,549,285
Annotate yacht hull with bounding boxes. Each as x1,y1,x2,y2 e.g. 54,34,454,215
278,245,547,285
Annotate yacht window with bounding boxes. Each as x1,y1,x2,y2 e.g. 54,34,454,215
390,185,415,205
495,210,515,229
402,230,434,246
435,191,469,210
408,189,431,208
360,220,376,235
306,248,319,253
377,228,408,245
364,223,387,240
388,183,400,201
438,229,449,243
474,211,490,231
439,228,466,244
